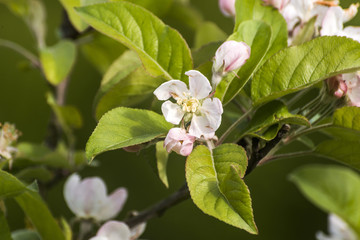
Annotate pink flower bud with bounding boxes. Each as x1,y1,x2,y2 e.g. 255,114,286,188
263,0,289,10
164,128,195,156
212,41,251,85
219,0,236,17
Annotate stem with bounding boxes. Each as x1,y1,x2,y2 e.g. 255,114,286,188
124,184,190,228
0,39,40,67
217,109,253,146
258,150,315,166
284,123,332,144
286,88,311,109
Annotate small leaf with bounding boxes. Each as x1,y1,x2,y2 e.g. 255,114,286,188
76,2,193,81
61,218,72,240
235,0,287,61
86,107,173,160
40,40,77,85
0,208,12,240
186,145,257,234
16,167,54,183
12,230,41,240
216,20,272,104
156,141,169,188
290,165,360,237
0,170,27,198
333,106,360,132
194,22,226,49
59,0,88,32
252,37,360,106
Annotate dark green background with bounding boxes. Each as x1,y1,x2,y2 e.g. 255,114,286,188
0,1,358,239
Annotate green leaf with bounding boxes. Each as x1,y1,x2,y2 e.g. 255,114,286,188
0,170,65,240
235,0,287,61
194,22,226,49
156,141,169,188
186,145,257,234
0,0,46,47
0,208,12,240
12,230,41,240
16,167,54,183
81,32,127,74
215,20,271,104
333,106,360,132
111,0,173,17
94,51,163,120
40,40,77,85
234,100,309,141
290,165,360,236
86,107,173,160
59,0,88,32
76,2,193,81
291,16,316,46
192,42,222,68
252,37,360,106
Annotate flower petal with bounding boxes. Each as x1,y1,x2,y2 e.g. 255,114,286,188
189,115,213,138
153,80,188,100
320,6,344,36
64,174,82,217
92,221,132,240
130,223,146,240
200,98,223,130
343,26,360,43
97,188,128,221
161,101,184,124
186,70,212,99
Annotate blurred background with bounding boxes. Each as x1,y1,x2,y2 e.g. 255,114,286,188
0,0,359,239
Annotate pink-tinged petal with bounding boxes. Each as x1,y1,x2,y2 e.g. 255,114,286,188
186,70,212,99
320,6,344,36
218,0,236,17
89,237,107,240
161,101,184,124
64,174,82,217
312,4,330,28
343,27,360,43
291,0,313,21
153,80,189,100
130,223,146,240
179,139,194,156
164,128,195,155
281,4,299,31
263,0,289,10
200,98,223,131
348,84,360,107
97,188,128,221
343,72,358,88
75,177,108,219
92,221,132,240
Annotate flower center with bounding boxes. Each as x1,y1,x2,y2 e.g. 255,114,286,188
177,97,200,113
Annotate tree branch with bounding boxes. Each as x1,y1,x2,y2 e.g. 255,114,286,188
124,184,190,228
245,124,291,176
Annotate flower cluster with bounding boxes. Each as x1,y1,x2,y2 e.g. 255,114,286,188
154,41,250,156
0,123,20,167
64,174,145,240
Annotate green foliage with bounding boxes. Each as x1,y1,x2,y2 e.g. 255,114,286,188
111,0,173,17
155,141,169,188
12,230,41,240
59,0,88,32
186,144,257,234
76,2,193,81
94,51,163,120
194,22,226,49
235,0,287,61
0,170,65,240
333,107,360,131
16,167,54,183
40,40,77,86
216,20,271,104
290,165,360,236
86,107,173,160
291,16,316,46
252,37,360,106
0,208,12,240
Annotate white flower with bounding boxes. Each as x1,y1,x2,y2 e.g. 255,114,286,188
0,123,20,162
89,221,146,240
63,174,127,222
316,214,357,240
164,128,195,156
218,0,236,17
212,40,251,86
154,70,223,138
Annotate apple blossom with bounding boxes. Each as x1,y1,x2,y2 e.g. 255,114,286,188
154,70,223,138
342,72,360,107
64,174,128,222
327,76,347,99
164,128,195,156
89,221,146,240
263,0,289,10
0,123,20,164
316,214,357,240
218,0,236,17
212,40,251,86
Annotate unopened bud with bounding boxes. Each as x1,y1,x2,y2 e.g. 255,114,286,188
219,0,236,17
212,41,251,86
